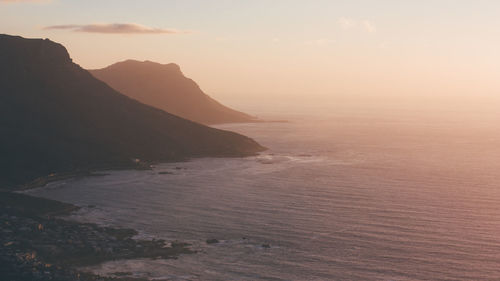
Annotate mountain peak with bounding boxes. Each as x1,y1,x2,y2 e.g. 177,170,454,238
90,60,258,125
104,59,181,71
0,35,264,188
0,34,72,66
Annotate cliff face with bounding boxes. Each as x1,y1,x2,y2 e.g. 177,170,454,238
0,34,265,188
90,60,258,125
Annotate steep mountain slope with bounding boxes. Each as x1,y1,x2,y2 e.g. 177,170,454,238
0,34,265,188
90,60,258,125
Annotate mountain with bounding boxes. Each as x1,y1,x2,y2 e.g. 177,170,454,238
0,34,265,189
90,60,259,125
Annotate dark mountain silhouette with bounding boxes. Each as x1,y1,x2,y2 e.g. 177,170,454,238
0,34,265,189
90,60,259,125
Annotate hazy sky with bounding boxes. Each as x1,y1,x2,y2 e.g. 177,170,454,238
1,0,499,102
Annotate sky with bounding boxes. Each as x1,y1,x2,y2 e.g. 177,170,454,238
1,0,500,104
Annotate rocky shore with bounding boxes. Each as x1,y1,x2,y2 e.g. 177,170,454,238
0,192,193,281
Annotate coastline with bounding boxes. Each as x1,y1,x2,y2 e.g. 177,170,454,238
16,162,154,192
13,145,266,193
0,190,193,281
0,133,265,280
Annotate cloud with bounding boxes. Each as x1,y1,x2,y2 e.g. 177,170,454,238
338,17,376,33
338,17,357,30
362,20,376,33
44,23,185,34
378,42,389,49
305,38,334,47
0,0,50,3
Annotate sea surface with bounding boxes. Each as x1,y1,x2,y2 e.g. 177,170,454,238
28,100,500,280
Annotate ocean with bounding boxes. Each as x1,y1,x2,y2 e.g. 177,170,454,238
27,100,500,280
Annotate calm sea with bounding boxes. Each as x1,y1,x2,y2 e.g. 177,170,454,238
28,100,500,280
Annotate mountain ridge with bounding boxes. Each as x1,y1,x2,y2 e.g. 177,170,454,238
90,59,259,125
0,34,265,189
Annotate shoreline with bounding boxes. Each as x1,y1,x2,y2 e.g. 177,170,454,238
1,151,266,280
0,190,194,281
16,162,155,192
13,148,266,193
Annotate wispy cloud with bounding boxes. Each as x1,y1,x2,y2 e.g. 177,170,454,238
305,38,334,47
378,42,389,49
338,17,377,33
362,20,376,33
0,0,51,3
338,17,357,30
44,23,186,34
